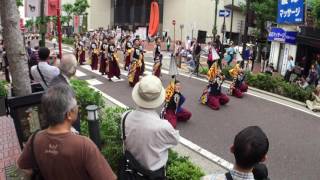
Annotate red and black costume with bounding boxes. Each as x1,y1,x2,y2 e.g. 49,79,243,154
124,41,133,70
128,47,142,87
164,91,191,128
203,75,229,110
153,44,162,77
90,42,99,70
232,72,248,98
99,43,108,75
107,43,121,80
78,42,86,65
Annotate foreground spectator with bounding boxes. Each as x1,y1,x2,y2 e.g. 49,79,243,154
122,75,179,178
253,163,270,180
51,54,77,86
18,84,116,180
50,54,80,132
202,126,269,180
30,47,60,88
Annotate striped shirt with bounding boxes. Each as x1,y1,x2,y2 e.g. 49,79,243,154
202,169,255,180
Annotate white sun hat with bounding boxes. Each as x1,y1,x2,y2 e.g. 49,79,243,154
132,75,165,109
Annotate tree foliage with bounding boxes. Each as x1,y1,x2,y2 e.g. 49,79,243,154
62,3,74,27
311,0,320,27
73,0,90,15
16,0,23,7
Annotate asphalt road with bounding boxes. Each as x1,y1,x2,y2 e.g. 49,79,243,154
51,43,320,180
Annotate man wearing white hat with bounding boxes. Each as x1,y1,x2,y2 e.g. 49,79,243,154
122,75,180,177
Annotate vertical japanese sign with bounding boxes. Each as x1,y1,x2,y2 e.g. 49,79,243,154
74,16,80,34
277,0,304,24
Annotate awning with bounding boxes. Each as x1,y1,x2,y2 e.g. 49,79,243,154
297,35,320,47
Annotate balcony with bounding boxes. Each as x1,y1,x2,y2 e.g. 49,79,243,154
224,0,246,11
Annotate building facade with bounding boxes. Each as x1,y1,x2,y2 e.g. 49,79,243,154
83,0,247,43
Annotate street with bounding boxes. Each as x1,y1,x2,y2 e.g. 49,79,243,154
49,41,320,180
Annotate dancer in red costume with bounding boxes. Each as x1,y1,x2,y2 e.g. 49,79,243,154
107,37,121,81
162,77,192,128
200,62,229,110
153,37,162,78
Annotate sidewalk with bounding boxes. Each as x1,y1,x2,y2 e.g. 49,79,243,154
0,116,21,180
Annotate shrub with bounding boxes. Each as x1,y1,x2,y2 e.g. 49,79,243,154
0,80,8,97
167,150,205,180
246,73,313,102
199,67,209,75
62,37,75,45
70,79,104,134
221,66,233,80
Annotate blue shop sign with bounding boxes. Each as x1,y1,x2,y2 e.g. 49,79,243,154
277,0,304,24
268,28,286,42
268,28,297,45
285,31,298,44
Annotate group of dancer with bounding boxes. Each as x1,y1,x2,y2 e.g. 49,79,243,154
74,31,166,87
73,31,248,128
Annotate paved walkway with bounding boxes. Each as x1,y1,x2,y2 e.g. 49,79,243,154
0,116,21,180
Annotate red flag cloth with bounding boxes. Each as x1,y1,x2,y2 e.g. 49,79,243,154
74,16,79,33
47,0,61,16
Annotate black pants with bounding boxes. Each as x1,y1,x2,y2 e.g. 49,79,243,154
207,60,213,69
194,54,200,74
284,70,292,82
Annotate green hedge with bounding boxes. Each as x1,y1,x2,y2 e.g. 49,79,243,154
219,66,314,103
62,37,75,45
71,79,205,179
0,80,8,97
70,79,105,128
245,73,313,102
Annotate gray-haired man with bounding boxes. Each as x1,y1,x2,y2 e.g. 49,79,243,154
50,54,78,86
18,84,116,180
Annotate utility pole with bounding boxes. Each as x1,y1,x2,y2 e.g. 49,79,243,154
230,0,234,42
241,0,250,67
40,0,46,47
213,0,219,38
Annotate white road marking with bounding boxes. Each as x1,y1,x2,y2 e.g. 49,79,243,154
75,71,87,77
86,79,103,86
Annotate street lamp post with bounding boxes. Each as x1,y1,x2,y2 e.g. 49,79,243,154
86,105,101,150
213,0,219,38
230,0,234,42
242,0,250,68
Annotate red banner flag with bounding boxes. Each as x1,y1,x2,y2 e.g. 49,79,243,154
47,0,61,16
74,15,79,33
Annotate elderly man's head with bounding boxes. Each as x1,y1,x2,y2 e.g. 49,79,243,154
59,54,77,78
42,84,78,126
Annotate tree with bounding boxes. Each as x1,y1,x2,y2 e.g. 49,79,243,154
16,0,23,7
25,19,34,31
244,0,277,62
73,0,90,15
311,0,320,27
62,3,74,28
0,0,31,96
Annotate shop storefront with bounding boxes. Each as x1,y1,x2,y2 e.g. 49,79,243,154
296,26,320,76
112,0,164,31
268,27,298,75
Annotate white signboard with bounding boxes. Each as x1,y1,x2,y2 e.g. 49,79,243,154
135,27,147,40
25,0,41,17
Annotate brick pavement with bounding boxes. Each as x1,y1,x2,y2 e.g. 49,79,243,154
0,116,21,180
